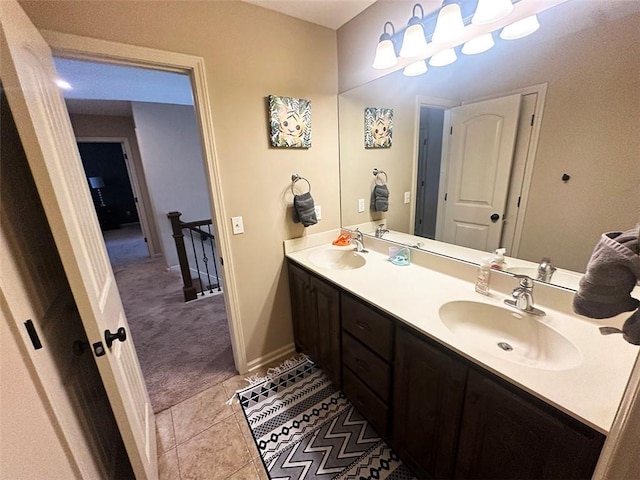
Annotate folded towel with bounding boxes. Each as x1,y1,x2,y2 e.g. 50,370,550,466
293,192,317,227
573,224,640,319
371,184,389,212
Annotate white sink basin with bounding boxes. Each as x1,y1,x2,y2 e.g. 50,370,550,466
506,267,582,290
308,249,366,270
439,301,582,370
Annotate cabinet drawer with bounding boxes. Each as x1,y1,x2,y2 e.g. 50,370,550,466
342,294,393,361
343,332,391,402
343,367,389,437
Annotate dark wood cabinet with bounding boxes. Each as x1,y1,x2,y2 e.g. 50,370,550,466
287,261,341,388
393,326,468,479
455,369,605,480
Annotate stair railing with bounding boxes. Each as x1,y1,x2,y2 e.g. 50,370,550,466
167,211,222,302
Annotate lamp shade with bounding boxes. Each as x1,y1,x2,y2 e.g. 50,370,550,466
372,22,398,69
462,33,495,55
429,48,457,67
400,23,429,58
432,2,465,44
472,0,513,25
403,60,428,77
500,15,540,40
88,176,105,189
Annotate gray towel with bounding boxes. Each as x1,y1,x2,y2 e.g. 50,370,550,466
371,184,389,212
573,224,640,319
293,192,317,227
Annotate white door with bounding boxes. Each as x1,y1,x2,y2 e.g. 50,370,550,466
0,2,157,479
441,94,521,252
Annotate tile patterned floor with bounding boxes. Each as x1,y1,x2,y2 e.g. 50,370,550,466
156,365,277,480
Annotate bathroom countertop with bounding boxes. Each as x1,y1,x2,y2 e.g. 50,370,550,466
285,239,639,435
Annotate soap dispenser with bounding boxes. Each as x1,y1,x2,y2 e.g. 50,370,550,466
475,257,492,295
491,248,507,270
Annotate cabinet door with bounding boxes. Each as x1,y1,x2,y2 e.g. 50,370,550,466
392,327,468,479
456,369,605,480
311,275,341,388
287,262,315,358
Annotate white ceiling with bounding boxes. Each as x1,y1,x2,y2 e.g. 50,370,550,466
242,0,377,29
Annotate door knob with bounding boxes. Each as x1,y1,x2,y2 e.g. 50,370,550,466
104,327,127,348
490,213,500,223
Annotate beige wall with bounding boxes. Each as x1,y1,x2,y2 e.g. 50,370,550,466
338,1,640,272
68,112,162,256
21,0,340,364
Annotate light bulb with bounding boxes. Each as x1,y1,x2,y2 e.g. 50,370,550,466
500,15,540,40
403,60,428,77
372,38,397,69
472,0,513,25
432,3,465,44
462,33,495,55
400,23,429,58
55,79,72,90
429,48,457,67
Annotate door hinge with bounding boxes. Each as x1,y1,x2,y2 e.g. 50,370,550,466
24,319,42,350
530,114,535,126
134,197,138,203
220,257,224,266
517,196,521,208
450,126,453,135
143,237,148,243
123,153,128,159
444,193,448,201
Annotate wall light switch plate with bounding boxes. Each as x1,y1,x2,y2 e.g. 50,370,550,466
314,205,322,221
358,199,365,213
231,216,244,234
404,192,411,204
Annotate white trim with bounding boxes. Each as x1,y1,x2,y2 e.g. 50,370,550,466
435,109,453,241
464,83,548,257
410,95,459,236
246,343,297,373
75,136,159,257
42,30,248,374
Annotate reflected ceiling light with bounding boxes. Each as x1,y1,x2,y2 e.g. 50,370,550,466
472,0,513,25
500,15,540,40
399,4,429,58
432,1,465,44
372,21,398,69
462,32,495,55
429,48,457,67
403,60,428,77
55,78,72,90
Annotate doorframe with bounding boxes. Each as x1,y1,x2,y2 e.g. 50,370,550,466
76,136,158,257
462,83,548,257
42,30,248,373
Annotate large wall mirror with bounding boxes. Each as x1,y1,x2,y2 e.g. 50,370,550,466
339,0,639,290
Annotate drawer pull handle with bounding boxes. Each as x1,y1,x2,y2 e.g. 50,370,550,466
356,321,369,331
355,358,367,370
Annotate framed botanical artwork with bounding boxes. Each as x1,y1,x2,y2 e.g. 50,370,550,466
269,95,312,148
364,107,393,148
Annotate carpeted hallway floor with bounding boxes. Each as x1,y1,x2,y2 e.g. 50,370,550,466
104,225,237,413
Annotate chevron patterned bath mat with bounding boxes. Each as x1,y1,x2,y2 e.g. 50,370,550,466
237,358,416,480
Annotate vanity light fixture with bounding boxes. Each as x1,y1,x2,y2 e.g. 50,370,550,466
399,4,429,58
403,59,428,77
432,0,465,44
500,14,541,40
429,47,457,67
462,32,495,55
472,0,513,25
372,21,398,69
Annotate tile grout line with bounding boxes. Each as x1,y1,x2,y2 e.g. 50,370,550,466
169,408,183,480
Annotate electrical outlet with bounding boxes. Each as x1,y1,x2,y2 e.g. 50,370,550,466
358,198,365,213
314,205,322,221
404,191,411,204
231,216,244,234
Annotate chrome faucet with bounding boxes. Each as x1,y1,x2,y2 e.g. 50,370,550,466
504,275,545,316
350,228,368,253
537,257,557,283
375,224,389,238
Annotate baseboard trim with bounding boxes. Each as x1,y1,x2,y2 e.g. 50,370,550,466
246,343,297,374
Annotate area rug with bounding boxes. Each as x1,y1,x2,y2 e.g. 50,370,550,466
237,357,416,480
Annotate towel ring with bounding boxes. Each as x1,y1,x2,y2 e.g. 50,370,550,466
373,168,388,185
291,174,311,195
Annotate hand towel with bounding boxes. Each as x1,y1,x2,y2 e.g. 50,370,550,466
573,224,640,319
293,192,317,227
371,184,389,212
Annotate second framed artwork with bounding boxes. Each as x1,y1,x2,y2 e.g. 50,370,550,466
364,107,393,148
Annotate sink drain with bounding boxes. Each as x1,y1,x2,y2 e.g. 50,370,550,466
497,342,513,352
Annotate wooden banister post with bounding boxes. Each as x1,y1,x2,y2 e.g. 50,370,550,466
167,211,197,302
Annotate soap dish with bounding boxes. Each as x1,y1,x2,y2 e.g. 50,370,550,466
388,246,410,266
